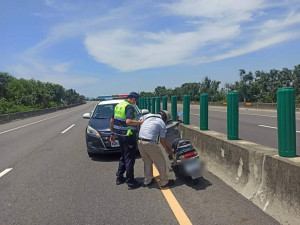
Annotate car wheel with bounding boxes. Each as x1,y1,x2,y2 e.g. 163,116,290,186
88,152,96,158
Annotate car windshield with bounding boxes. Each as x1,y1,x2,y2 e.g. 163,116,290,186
92,104,117,119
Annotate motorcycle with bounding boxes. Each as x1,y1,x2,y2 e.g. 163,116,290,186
165,114,203,184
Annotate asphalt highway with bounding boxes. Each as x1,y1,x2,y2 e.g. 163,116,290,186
0,102,279,225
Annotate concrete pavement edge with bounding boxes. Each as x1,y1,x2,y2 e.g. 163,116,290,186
0,102,87,124
178,124,300,225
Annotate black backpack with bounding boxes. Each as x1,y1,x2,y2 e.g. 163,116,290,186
172,139,195,157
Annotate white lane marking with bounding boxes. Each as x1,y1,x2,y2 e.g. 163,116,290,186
191,110,300,121
210,110,299,121
0,107,85,135
61,124,75,133
192,110,278,118
0,168,13,177
259,125,300,133
259,125,277,129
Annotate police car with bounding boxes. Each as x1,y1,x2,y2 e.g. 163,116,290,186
83,99,148,157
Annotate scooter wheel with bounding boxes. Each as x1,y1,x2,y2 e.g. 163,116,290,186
192,177,200,185
172,166,180,177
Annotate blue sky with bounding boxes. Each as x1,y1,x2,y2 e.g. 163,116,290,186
1,0,300,97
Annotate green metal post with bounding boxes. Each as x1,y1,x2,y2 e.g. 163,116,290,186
142,98,145,109
277,87,296,157
227,92,239,140
162,96,167,110
144,97,147,110
156,97,161,113
200,93,208,130
183,95,190,124
151,97,156,113
147,98,151,112
171,96,177,121
139,98,142,108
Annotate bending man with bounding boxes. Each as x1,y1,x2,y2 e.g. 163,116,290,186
138,110,175,188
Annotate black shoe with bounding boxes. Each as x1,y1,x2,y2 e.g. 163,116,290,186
161,179,175,188
143,178,155,187
128,181,142,190
116,177,126,185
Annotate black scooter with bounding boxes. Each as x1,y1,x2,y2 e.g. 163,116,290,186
165,115,203,184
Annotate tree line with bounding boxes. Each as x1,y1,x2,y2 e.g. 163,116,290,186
140,64,300,103
0,72,85,114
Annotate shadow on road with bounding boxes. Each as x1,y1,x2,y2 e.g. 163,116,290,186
177,176,212,191
90,154,120,162
89,153,142,162
146,175,212,191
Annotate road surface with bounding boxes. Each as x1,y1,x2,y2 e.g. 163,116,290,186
0,102,279,224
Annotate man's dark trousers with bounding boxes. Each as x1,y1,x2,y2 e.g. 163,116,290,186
116,135,136,186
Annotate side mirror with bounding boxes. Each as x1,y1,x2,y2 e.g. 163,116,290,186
177,111,183,117
141,109,149,115
83,113,91,119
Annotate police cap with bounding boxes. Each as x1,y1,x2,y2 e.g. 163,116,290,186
128,92,140,100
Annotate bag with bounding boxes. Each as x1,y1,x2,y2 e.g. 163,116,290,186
172,139,195,157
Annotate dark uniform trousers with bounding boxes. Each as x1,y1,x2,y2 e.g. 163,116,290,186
116,135,137,186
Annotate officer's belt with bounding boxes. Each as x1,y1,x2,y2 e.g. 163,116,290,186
138,138,157,143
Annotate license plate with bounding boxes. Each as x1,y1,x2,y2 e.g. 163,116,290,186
185,160,200,172
111,140,120,147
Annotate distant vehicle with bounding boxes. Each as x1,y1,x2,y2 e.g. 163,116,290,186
83,99,149,157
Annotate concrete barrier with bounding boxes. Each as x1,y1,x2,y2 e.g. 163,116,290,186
0,102,86,124
178,124,300,225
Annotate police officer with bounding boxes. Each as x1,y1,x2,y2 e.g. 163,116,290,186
110,92,143,190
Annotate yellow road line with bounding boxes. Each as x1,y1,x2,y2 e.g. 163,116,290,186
153,165,193,225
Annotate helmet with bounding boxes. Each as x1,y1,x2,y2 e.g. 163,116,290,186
158,110,171,124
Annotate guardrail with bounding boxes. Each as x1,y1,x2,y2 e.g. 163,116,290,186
139,89,298,157
0,102,86,124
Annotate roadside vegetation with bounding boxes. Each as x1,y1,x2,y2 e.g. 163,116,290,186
141,64,300,103
0,72,85,114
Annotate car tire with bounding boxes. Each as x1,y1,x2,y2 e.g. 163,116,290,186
88,152,96,158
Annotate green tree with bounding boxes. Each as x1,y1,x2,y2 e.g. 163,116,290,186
140,91,155,98
154,86,167,97
0,72,14,99
199,77,221,102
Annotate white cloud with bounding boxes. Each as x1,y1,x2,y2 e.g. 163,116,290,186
45,0,54,6
163,0,264,17
257,11,300,35
7,58,99,89
192,31,299,64
84,23,240,71
83,0,300,71
52,62,72,73
12,0,300,75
